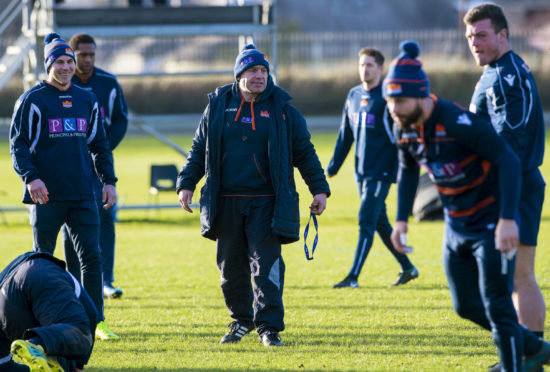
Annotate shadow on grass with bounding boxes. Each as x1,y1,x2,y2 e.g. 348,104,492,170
116,216,199,226
97,331,491,352
103,301,453,312
87,342,494,371
87,369,360,372
285,283,449,290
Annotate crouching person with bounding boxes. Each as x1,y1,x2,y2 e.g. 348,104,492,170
0,252,98,372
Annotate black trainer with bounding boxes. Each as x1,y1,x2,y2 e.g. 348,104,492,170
219,321,254,344
523,339,550,372
391,266,419,286
487,339,550,372
333,276,359,288
259,330,283,346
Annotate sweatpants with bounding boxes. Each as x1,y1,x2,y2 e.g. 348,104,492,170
215,196,285,334
63,199,117,286
29,201,104,320
348,179,413,278
443,226,542,372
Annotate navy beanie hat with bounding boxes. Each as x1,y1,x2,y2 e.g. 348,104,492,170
234,44,270,80
44,32,75,72
383,40,430,98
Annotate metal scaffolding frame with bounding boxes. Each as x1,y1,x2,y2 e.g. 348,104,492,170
25,0,277,87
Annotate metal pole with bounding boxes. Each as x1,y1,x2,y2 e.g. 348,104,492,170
130,115,189,158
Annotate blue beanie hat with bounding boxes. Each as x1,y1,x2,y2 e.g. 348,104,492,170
44,32,75,73
234,44,270,80
383,40,430,98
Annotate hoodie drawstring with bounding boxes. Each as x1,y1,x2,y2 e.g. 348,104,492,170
233,97,256,131
250,100,255,131
234,98,244,124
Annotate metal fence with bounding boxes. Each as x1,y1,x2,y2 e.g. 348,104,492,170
90,28,550,77
1,28,547,79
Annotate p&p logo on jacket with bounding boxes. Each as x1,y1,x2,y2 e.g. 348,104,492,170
48,118,87,138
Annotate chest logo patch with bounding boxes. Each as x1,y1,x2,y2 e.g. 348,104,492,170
435,123,446,137
427,161,465,182
456,113,472,126
62,100,72,108
260,110,270,118
503,74,516,87
360,112,376,128
48,118,87,134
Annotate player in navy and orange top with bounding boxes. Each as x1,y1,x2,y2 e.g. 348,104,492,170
464,3,546,346
384,40,550,371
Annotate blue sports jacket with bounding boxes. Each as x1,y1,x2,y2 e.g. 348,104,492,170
327,83,397,183
72,67,128,151
395,96,521,236
73,67,128,198
0,252,97,368
176,76,330,244
10,81,117,203
469,50,545,172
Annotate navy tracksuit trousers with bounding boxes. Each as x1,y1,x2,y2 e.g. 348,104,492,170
348,179,413,278
443,227,542,372
215,196,285,334
62,198,117,286
29,201,104,321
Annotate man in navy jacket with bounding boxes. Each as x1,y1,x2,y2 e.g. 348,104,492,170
0,252,97,372
328,47,418,289
177,44,330,347
464,3,546,347
385,40,550,372
61,33,129,302
9,33,118,342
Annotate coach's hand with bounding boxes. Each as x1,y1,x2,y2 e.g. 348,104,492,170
391,221,409,254
310,193,327,216
179,189,194,213
102,184,117,209
495,218,519,254
27,178,49,204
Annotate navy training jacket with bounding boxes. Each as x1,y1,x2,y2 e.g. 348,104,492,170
10,81,117,204
0,252,97,367
327,83,397,183
176,76,330,244
469,50,545,172
395,96,521,235
72,67,128,151
73,67,128,198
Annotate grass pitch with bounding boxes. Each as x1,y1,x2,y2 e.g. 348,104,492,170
0,131,548,371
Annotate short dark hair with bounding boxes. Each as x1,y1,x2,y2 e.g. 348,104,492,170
463,3,509,38
69,33,96,50
358,48,384,66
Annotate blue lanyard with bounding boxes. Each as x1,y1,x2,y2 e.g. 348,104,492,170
303,214,318,260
